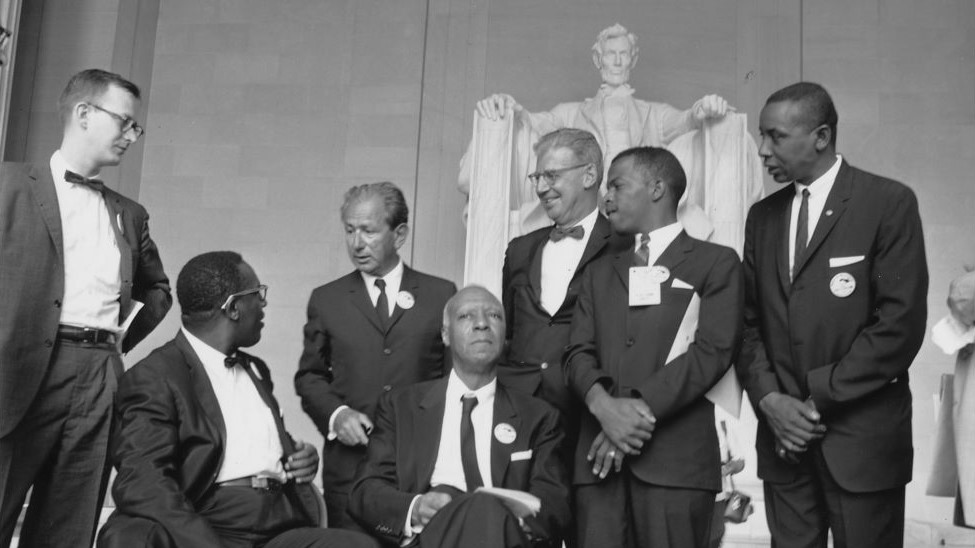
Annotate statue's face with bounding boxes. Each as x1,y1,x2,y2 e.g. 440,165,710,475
596,35,634,87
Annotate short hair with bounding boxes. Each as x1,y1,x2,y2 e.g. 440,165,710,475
612,146,686,203
534,128,604,188
57,69,141,125
766,82,838,146
592,23,638,59
176,251,247,324
340,182,409,229
442,285,503,328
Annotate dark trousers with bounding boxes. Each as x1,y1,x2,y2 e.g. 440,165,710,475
415,492,530,548
0,340,121,548
763,447,905,548
98,486,380,548
575,472,715,548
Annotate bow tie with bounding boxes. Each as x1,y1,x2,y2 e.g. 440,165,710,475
64,170,105,192
549,225,584,242
224,354,247,369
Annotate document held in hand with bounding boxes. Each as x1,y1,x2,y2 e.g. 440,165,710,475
664,292,743,418
475,487,541,519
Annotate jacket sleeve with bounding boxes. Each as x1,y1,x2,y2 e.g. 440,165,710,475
635,249,743,421
109,365,225,548
523,406,571,542
294,290,346,434
564,266,613,400
806,184,928,414
123,211,171,352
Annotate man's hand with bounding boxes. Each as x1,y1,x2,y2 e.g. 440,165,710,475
333,408,373,446
284,440,319,483
759,392,826,453
476,93,523,121
410,492,452,529
948,265,975,327
692,94,730,122
586,384,655,455
587,431,625,479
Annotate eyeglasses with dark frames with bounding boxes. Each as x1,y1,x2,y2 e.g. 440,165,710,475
527,162,590,189
86,103,145,139
220,285,268,311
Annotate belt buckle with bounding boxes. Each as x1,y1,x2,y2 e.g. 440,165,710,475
81,327,100,343
250,477,279,491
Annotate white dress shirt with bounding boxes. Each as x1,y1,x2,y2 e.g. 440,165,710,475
50,151,122,330
789,155,842,278
634,221,683,266
327,259,406,439
182,328,286,483
405,370,497,537
540,208,600,315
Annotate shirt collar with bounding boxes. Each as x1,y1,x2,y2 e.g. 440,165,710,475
360,258,404,288
51,150,100,185
598,83,635,99
181,326,231,372
445,368,497,403
558,207,600,234
635,221,683,250
794,154,842,196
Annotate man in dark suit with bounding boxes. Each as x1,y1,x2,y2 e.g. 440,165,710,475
98,252,379,548
737,82,928,548
564,146,743,548
349,286,570,547
0,69,171,548
296,182,456,529
501,128,628,430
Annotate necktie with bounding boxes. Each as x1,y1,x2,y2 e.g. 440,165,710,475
374,278,389,326
635,233,650,266
549,225,585,242
64,170,105,193
794,188,810,278
460,394,484,491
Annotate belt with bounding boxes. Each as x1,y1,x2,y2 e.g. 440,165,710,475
217,476,284,491
56,325,117,345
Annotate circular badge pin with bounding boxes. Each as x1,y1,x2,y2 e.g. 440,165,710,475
494,423,517,445
829,272,856,298
396,291,415,310
648,266,670,284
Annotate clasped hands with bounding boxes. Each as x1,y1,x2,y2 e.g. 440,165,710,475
585,385,656,479
759,392,826,464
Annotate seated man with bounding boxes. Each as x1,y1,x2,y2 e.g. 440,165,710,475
98,251,379,548
349,286,570,547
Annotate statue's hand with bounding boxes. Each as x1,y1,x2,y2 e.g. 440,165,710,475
476,93,522,121
692,94,730,121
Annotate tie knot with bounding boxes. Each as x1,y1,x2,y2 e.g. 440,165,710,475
549,225,585,242
461,394,478,411
224,354,247,369
802,188,810,198
375,278,386,291
64,170,105,192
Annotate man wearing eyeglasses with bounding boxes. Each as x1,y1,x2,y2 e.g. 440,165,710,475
0,69,171,548
296,182,456,530
499,128,628,473
98,252,379,548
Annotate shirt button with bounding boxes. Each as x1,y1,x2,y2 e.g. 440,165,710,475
383,385,392,392
540,362,549,370
383,348,392,355
53,299,62,308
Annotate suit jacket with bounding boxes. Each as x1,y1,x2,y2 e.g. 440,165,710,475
348,378,570,545
737,160,928,492
0,162,171,437
564,231,742,490
500,214,629,416
100,332,320,548
295,267,456,491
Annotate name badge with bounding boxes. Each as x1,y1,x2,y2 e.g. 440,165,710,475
629,267,661,306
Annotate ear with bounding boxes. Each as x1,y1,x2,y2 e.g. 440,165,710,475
75,102,91,129
582,164,599,190
813,124,832,152
630,51,639,70
441,324,450,347
393,223,410,250
225,300,241,321
648,179,667,202
592,49,602,70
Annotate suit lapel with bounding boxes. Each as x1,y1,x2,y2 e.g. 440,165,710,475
347,273,385,333
775,189,795,295
28,165,65,264
385,266,415,333
416,378,448,487
527,232,546,308
175,332,227,449
792,162,853,280
574,215,611,278
490,386,521,486
655,230,691,273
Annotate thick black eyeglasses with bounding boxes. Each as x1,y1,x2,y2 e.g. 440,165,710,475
87,103,145,139
220,285,268,311
527,162,590,189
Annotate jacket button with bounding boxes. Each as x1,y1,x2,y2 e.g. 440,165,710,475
45,339,53,347
383,385,392,392
383,348,392,355
54,299,61,308
626,338,635,346
540,362,549,370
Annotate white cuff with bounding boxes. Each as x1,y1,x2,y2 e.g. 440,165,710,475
326,405,350,441
404,494,423,539
932,315,975,355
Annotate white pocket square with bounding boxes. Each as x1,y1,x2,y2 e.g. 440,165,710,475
510,450,533,462
829,255,865,268
671,278,693,290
